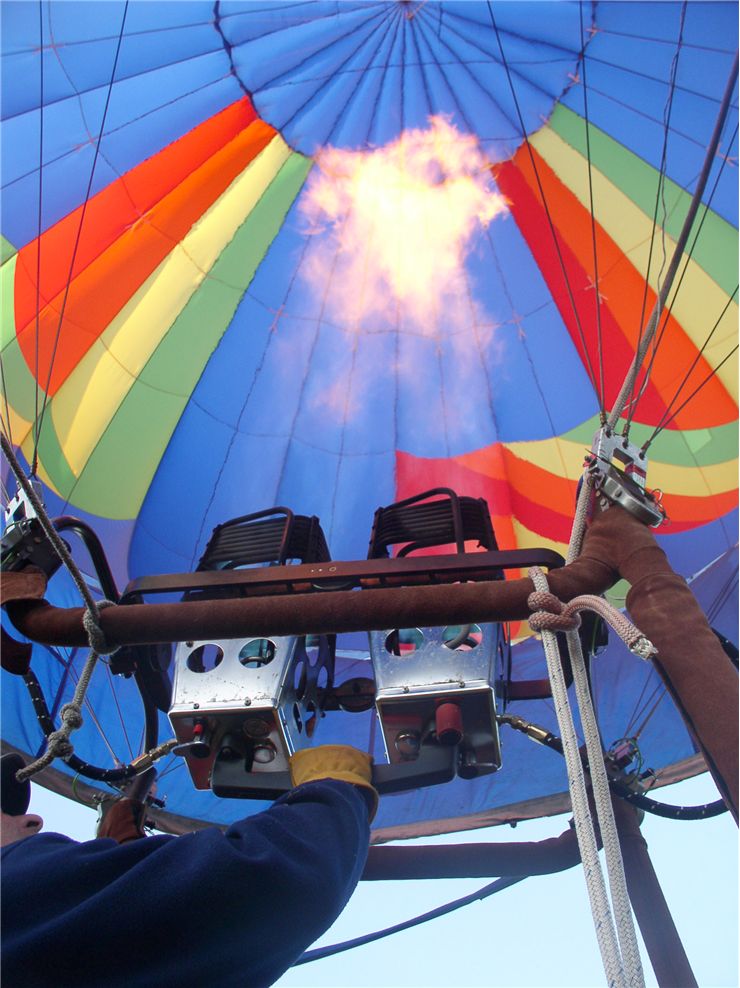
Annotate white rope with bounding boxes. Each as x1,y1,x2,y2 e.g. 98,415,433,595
529,567,628,987
529,567,645,988
569,626,644,988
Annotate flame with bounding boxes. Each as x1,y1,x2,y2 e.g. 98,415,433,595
299,117,508,334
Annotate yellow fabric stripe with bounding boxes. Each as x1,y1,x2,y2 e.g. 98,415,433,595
51,135,291,475
0,254,35,445
530,126,738,402
505,435,737,497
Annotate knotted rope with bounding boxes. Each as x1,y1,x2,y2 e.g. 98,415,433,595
2,434,121,781
528,567,647,988
528,588,657,660
15,599,119,782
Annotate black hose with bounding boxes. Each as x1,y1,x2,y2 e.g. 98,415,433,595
23,669,136,783
295,876,523,965
527,726,729,820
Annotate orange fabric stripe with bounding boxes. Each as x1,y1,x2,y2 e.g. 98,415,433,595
15,102,274,394
506,145,736,430
660,487,738,529
457,445,578,518
15,100,255,332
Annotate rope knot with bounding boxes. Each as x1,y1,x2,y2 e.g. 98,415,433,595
83,599,118,656
47,732,75,761
527,589,582,634
60,703,84,731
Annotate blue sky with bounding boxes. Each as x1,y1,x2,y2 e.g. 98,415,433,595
28,771,738,987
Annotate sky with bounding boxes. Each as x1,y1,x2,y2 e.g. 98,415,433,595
29,771,738,988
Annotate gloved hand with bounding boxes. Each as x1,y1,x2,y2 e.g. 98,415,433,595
289,745,378,822
96,796,147,843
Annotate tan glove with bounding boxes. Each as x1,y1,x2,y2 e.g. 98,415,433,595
96,797,147,843
289,745,378,821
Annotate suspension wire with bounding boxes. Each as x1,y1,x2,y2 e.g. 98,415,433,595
31,0,129,473
630,689,669,742
32,0,46,473
295,876,523,966
0,351,13,449
0,468,11,504
705,568,739,625
624,3,687,435
643,343,739,442
579,2,606,418
0,402,12,449
630,121,738,434
607,47,739,432
104,662,135,761
642,286,738,450
486,1,605,416
622,674,665,739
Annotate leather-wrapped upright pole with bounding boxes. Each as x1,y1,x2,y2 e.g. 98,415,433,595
583,508,738,824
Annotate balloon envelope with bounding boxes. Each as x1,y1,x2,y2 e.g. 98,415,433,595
1,1,737,834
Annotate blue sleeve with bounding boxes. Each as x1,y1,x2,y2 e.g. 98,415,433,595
1,779,369,988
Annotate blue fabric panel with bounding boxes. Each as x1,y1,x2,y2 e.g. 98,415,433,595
563,0,739,223
658,510,739,580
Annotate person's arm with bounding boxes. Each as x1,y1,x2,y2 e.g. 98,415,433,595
2,754,373,988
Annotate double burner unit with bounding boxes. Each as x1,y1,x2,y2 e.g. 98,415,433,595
166,490,519,798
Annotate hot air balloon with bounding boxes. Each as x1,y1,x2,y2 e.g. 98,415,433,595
1,2,737,984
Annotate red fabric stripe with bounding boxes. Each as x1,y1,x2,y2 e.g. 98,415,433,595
494,157,669,425
15,99,268,394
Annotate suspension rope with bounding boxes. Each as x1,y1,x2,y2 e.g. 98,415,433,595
607,48,739,432
529,568,646,988
632,119,738,437
624,1,687,432
486,0,605,416
31,1,129,474
646,343,739,442
579,1,606,414
33,0,46,460
643,288,738,449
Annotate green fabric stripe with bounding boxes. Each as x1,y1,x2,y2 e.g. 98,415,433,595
561,414,738,468
1,254,42,424
31,403,79,496
1,235,17,265
548,105,738,297
62,152,312,518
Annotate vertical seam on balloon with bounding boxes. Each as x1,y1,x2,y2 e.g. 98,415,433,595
272,205,353,513
306,7,401,150
625,0,688,436
412,13,475,134
187,197,316,567
404,10,435,125
460,253,502,445
247,7,389,143
419,4,565,118
486,2,602,410
326,325,361,551
478,217,563,451
32,0,130,475
212,0,251,102
318,5,398,151
362,7,405,148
